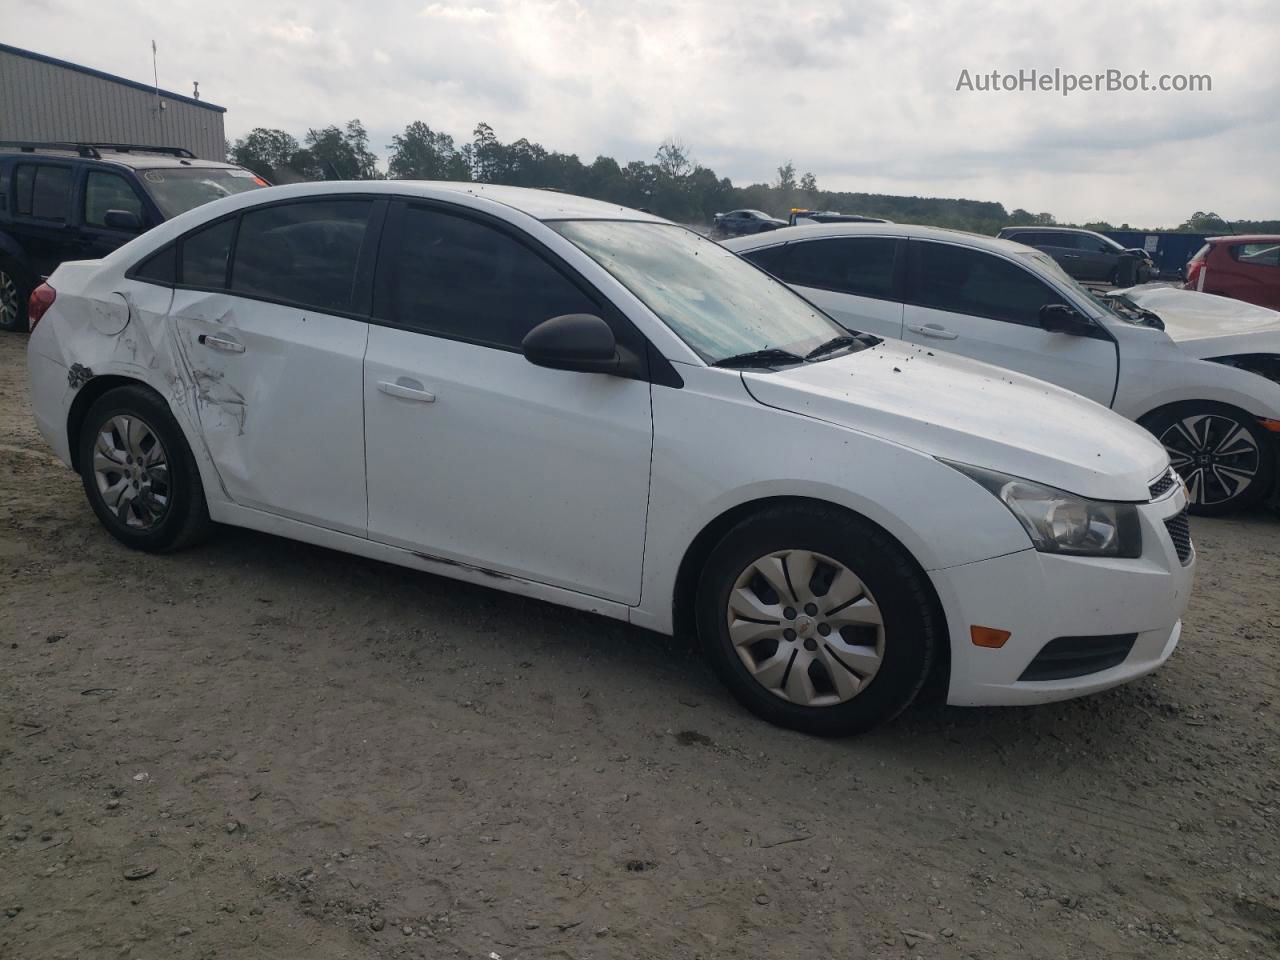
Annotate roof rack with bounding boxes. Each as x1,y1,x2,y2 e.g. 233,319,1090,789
0,141,196,160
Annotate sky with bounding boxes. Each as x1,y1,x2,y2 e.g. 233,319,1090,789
7,0,1279,226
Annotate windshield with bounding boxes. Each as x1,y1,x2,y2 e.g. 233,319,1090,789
140,167,267,218
551,220,847,365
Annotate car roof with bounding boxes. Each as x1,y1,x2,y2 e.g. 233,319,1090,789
1205,234,1280,244
1000,225,1105,238
723,221,1036,256
178,180,670,223
0,146,244,172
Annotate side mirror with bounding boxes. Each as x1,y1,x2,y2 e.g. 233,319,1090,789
103,209,143,232
522,314,620,374
1039,303,1095,336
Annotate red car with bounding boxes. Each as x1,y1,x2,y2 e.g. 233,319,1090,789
1184,235,1280,310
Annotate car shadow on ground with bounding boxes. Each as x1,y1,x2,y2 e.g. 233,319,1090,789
189,521,1184,786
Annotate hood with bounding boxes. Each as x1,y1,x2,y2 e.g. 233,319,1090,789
1120,286,1280,358
742,340,1167,501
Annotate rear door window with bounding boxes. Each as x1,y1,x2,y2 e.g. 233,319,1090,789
14,163,74,221
909,241,1063,326
741,244,791,276
780,237,900,300
229,199,373,314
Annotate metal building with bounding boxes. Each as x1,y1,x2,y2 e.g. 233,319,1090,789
0,43,225,160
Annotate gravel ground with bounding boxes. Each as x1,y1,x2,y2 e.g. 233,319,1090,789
1,331,1277,959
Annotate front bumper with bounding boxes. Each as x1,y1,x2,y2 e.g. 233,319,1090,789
931,492,1195,707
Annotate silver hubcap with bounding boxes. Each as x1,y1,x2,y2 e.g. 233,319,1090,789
93,415,171,529
1160,414,1260,506
0,270,17,327
726,549,885,708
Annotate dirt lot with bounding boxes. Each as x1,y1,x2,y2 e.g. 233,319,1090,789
2,332,1277,960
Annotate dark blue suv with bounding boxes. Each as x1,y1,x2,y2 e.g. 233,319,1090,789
0,142,268,331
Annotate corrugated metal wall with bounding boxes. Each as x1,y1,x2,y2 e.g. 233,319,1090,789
0,50,225,160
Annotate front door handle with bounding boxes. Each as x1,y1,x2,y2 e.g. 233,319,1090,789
378,378,436,403
907,323,958,340
197,333,245,353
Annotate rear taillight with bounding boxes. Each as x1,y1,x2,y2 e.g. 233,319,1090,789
28,283,55,331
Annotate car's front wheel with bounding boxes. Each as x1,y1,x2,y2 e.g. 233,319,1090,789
1142,403,1275,515
78,385,212,550
696,504,940,736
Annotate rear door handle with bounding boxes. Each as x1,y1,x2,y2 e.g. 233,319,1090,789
197,333,245,353
907,323,958,340
378,378,436,403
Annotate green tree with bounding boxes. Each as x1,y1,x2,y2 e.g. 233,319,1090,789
775,161,797,192
470,122,506,182
388,121,470,180
231,128,308,180
304,120,380,180
799,171,817,193
655,139,694,180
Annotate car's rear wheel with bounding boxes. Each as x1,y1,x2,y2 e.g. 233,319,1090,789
1142,403,1274,515
0,262,28,332
78,385,212,551
696,504,939,736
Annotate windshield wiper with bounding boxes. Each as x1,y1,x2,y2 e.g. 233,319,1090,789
804,335,859,360
712,348,805,369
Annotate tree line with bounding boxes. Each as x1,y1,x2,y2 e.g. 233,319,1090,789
227,120,1278,235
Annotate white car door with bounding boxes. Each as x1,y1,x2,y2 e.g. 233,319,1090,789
744,236,905,339
362,200,653,604
901,239,1119,406
166,198,378,536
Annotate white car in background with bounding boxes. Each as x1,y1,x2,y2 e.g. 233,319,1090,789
27,182,1193,735
726,224,1280,514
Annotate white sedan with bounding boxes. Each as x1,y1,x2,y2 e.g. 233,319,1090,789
726,224,1280,514
27,182,1193,735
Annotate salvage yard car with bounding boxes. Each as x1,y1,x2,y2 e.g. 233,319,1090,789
997,225,1155,285
0,141,268,332
27,182,1194,735
727,223,1280,514
1183,235,1280,311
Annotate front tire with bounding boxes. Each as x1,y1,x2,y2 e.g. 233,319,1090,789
696,504,940,736
1142,403,1275,515
78,385,212,551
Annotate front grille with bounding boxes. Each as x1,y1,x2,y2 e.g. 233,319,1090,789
1164,510,1193,565
1019,634,1138,681
1149,467,1178,500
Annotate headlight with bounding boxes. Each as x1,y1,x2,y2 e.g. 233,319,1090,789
1207,354,1280,386
944,462,1143,558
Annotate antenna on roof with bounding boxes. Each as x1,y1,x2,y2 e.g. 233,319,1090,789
151,39,158,96
192,81,200,100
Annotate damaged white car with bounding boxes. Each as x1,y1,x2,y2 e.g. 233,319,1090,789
727,225,1280,514
27,182,1194,735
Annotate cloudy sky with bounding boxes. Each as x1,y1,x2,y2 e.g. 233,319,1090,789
8,0,1279,225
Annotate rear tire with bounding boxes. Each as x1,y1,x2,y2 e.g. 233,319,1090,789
696,504,939,736
78,385,212,551
0,260,29,332
1141,403,1274,515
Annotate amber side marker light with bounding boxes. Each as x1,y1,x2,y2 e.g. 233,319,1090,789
1259,418,1280,433
970,626,1011,648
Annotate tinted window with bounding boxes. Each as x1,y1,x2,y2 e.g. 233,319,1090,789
911,242,1062,325
742,244,790,276
1233,243,1280,267
781,237,898,299
180,218,235,289
378,204,600,348
85,172,144,228
230,199,372,313
133,244,177,285
15,164,73,221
